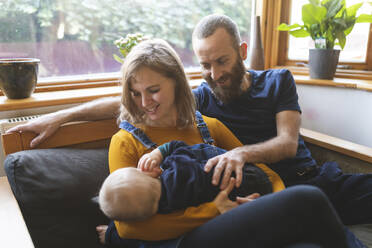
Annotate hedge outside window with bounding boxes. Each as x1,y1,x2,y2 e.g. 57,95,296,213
0,0,252,82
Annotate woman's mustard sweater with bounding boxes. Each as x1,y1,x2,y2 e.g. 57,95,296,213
109,115,284,241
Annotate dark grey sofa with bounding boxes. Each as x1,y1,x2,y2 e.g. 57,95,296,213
4,143,372,248
4,148,110,248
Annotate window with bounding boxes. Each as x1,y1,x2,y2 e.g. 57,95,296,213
0,0,252,81
265,0,372,74
288,0,372,63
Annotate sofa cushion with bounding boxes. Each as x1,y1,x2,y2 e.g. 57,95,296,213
4,148,110,248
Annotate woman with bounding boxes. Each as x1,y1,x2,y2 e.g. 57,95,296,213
97,38,348,248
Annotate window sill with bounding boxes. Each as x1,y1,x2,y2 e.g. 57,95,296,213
293,75,372,92
0,78,204,111
274,66,372,92
0,70,203,96
1,69,370,112
0,86,121,111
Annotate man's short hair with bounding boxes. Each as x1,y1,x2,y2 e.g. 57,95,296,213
193,14,242,50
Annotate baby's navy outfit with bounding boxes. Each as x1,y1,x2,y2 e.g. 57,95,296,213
157,140,272,213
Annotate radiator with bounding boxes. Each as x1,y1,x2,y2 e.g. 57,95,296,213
0,115,42,134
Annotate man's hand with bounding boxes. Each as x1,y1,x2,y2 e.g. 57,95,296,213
204,147,246,190
138,148,163,176
6,113,65,148
213,178,260,214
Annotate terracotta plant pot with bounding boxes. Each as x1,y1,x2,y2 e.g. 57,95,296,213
0,58,40,99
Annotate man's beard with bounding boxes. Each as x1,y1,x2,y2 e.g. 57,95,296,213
203,58,246,104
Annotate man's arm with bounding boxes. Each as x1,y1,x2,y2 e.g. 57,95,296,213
6,96,121,148
205,110,300,189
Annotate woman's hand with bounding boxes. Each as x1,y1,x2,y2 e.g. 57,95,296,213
213,178,260,214
138,148,163,176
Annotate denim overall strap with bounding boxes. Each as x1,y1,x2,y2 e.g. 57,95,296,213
195,111,215,145
119,121,157,149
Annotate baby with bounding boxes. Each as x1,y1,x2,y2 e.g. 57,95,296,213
99,141,273,222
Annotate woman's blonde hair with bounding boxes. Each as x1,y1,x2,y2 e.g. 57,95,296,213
119,39,195,128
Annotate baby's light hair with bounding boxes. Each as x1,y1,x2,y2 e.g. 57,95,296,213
99,167,161,221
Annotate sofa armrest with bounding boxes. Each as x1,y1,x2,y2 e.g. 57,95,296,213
0,119,117,248
0,176,34,248
3,148,110,248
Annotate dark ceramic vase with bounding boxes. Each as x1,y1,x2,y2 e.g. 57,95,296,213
0,58,40,99
248,16,265,70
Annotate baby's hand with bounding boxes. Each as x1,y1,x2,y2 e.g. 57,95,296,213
138,148,163,175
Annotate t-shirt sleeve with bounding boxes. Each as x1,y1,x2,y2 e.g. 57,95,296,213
158,142,171,158
158,141,188,158
193,86,203,111
275,69,301,114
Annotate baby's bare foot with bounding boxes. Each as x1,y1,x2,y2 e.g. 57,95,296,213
96,225,108,244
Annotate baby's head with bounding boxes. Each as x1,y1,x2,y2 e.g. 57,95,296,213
99,167,161,221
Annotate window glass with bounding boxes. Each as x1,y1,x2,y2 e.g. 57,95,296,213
287,0,371,63
0,0,252,79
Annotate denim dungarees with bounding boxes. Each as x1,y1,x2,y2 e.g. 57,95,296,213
105,111,214,248
119,111,215,149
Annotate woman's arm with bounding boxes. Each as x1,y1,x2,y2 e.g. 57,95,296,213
109,132,221,241
115,202,219,240
117,179,260,241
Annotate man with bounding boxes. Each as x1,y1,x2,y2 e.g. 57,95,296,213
8,14,372,230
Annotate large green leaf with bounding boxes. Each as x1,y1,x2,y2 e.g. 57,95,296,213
333,18,347,28
325,27,335,48
346,3,363,18
302,4,327,25
309,0,320,6
113,54,123,64
325,0,344,19
321,0,332,6
277,23,303,31
335,30,346,49
356,14,372,23
343,24,354,36
332,0,346,18
309,23,321,38
289,28,310,37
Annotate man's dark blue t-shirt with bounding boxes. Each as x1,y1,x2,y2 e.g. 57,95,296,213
192,69,316,182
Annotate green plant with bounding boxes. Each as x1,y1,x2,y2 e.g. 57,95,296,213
113,33,149,63
278,0,372,49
